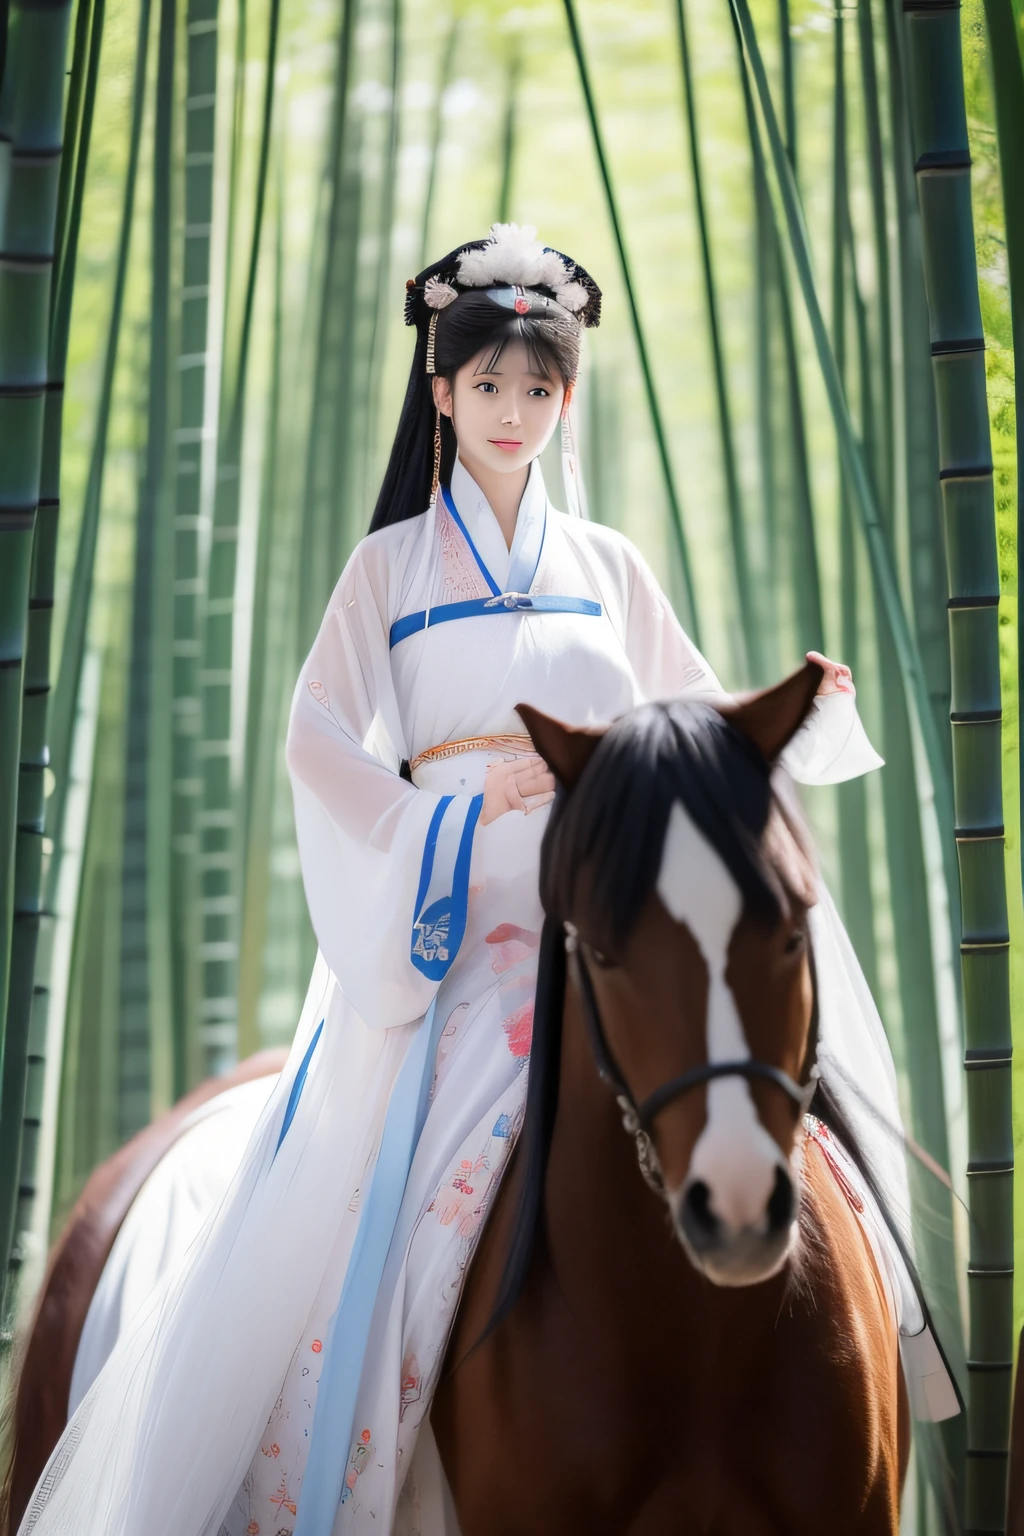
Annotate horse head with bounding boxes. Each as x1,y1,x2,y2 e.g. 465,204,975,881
518,660,823,1288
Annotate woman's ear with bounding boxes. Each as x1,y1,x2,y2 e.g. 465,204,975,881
432,375,454,419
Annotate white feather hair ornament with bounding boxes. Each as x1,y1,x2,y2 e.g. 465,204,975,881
456,223,589,314
423,276,459,310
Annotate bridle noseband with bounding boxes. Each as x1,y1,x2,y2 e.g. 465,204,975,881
563,921,820,1197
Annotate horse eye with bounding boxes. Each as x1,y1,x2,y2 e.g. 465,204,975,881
784,930,805,955
586,944,614,969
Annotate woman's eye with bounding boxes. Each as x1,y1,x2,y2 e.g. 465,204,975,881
476,382,498,394
528,387,549,397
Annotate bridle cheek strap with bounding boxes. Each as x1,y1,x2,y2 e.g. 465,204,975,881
564,922,820,1194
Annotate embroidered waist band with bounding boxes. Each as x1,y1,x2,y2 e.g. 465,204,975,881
409,733,535,772
389,592,602,650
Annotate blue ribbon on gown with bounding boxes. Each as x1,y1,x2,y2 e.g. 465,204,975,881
291,996,446,1535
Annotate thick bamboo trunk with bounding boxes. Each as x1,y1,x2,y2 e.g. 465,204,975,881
6,0,106,1324
902,4,1012,1528
0,0,72,1318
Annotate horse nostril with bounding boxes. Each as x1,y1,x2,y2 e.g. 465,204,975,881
766,1166,794,1233
683,1179,719,1240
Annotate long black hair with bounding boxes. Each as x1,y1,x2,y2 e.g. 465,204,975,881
369,287,583,533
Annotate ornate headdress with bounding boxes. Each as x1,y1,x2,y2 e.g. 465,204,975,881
405,222,602,371
405,224,601,518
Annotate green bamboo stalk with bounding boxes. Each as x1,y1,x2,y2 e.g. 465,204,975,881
0,0,73,1311
49,0,96,327
675,0,755,684
45,0,151,912
418,11,458,268
3,0,106,1317
885,0,957,851
777,0,795,172
119,0,176,1138
752,136,781,678
297,0,357,641
854,0,894,509
169,0,224,1095
362,0,401,494
831,0,878,994
206,0,281,1068
733,28,824,659
238,156,284,1057
901,4,1012,1527
496,48,520,225
194,0,285,1079
561,0,701,645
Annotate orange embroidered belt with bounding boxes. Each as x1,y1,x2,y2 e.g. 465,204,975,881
409,733,534,772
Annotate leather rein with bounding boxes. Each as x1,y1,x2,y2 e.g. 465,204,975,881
563,920,820,1197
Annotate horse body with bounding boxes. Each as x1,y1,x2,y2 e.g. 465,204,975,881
433,982,908,1536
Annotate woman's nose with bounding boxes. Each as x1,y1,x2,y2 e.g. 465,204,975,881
502,403,522,427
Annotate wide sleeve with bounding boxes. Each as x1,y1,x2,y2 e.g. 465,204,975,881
285,539,483,1029
621,541,882,786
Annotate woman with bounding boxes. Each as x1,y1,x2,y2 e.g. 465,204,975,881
21,225,929,1536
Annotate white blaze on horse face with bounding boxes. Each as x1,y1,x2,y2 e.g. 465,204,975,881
656,801,785,1233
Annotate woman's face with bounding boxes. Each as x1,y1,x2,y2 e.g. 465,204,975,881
434,338,566,481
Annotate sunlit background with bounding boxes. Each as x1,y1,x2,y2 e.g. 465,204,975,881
0,0,1021,1525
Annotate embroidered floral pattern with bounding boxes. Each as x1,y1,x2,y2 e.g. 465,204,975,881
437,502,493,603
399,1353,422,1422
501,1000,533,1059
485,922,540,975
339,1428,374,1504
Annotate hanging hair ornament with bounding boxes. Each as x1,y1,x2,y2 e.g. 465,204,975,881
425,312,438,375
560,382,587,521
430,408,442,505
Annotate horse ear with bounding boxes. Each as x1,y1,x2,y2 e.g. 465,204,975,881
716,658,823,764
516,703,606,790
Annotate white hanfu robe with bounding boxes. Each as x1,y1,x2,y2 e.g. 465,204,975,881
20,458,949,1536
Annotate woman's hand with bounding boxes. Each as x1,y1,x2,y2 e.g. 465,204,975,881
806,650,855,698
480,753,556,825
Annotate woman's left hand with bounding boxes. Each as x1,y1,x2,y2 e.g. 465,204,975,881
806,650,855,697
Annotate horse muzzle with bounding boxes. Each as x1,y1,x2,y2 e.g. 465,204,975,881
671,1163,798,1287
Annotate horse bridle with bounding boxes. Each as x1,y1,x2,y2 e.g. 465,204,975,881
563,920,821,1196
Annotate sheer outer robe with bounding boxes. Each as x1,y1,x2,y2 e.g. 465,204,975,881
20,463,889,1536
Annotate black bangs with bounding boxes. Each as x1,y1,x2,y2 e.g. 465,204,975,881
539,700,788,955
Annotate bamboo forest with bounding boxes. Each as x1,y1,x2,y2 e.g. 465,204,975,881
0,0,1022,1524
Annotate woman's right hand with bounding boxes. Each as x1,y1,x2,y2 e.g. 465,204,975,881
480,753,556,826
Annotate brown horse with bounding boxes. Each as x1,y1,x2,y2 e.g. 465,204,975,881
432,665,913,1535
0,1048,287,1536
